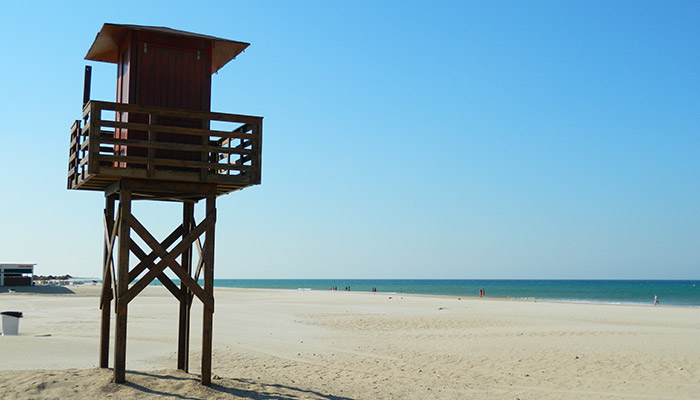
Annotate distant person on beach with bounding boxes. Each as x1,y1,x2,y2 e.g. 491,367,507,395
654,295,659,306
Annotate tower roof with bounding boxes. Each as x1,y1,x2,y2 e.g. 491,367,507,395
85,23,250,74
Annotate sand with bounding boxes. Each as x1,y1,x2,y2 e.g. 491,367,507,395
1,285,699,399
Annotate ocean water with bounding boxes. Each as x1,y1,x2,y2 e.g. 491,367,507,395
158,279,700,307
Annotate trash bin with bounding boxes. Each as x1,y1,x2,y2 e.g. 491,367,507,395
1,311,23,336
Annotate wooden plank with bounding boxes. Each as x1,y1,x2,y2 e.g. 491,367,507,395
89,100,263,124
218,153,252,164
114,188,131,383
194,233,204,278
188,223,205,307
96,154,254,172
218,138,253,150
118,212,215,311
68,152,79,164
90,165,253,185
120,179,217,195
201,194,216,386
100,120,260,141
82,105,91,120
189,254,205,307
105,181,121,197
99,135,255,154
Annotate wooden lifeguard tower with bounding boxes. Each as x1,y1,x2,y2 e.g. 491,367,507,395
67,23,262,385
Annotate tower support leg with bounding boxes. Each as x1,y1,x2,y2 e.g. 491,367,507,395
114,188,131,383
99,194,116,368
201,193,216,386
177,202,194,371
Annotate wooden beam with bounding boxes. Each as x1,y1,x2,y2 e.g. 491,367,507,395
178,202,194,371
114,188,131,383
188,215,205,307
201,193,216,386
99,195,115,369
189,256,206,308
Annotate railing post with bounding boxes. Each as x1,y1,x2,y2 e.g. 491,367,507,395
88,102,100,175
68,120,81,189
83,66,92,109
254,119,263,184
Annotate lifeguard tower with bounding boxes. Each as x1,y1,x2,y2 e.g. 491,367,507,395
67,23,262,385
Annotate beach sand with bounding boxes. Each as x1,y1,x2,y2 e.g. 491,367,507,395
1,285,699,399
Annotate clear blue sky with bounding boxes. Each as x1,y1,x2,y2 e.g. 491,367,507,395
1,1,698,279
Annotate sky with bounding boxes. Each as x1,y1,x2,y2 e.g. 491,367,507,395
0,1,698,279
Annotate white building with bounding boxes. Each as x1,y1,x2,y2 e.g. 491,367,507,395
0,263,35,286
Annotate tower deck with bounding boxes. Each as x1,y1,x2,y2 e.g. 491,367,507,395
68,100,262,200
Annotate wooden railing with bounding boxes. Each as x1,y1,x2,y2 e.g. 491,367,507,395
68,101,262,193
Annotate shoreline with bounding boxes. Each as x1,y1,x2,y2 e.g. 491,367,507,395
5,283,697,308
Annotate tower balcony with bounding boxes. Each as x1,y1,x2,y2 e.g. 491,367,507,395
68,100,262,199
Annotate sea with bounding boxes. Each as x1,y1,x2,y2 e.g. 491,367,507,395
152,279,700,307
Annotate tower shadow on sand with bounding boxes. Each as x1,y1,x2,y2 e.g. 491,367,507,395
120,370,355,400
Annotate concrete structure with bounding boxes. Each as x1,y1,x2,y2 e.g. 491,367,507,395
0,264,35,286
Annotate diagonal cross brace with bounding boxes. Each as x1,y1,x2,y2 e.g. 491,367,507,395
129,240,182,301
128,225,183,282
117,210,216,312
101,209,120,309
187,215,206,308
126,213,211,309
